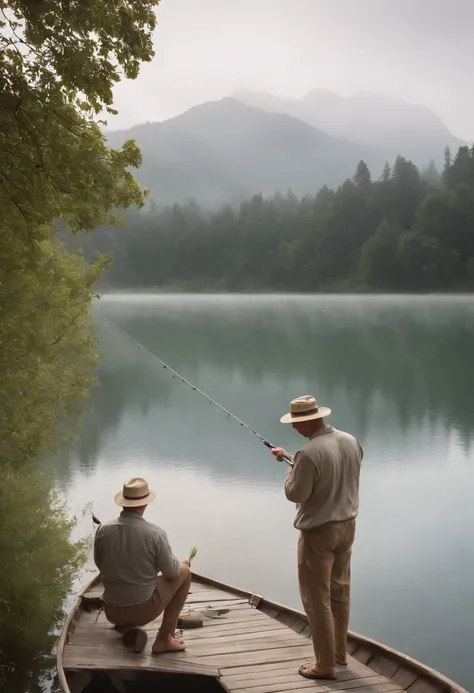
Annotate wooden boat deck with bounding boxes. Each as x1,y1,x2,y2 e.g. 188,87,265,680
61,574,464,693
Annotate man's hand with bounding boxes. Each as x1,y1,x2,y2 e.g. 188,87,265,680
181,558,191,567
271,447,292,462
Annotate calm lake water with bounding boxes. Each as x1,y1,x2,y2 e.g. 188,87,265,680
57,294,474,692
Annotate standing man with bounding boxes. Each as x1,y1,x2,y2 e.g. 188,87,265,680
272,395,363,681
94,477,191,654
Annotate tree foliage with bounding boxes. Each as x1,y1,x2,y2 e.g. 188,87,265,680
0,0,161,686
0,464,88,691
78,148,474,293
0,0,158,236
0,231,106,467
1,0,157,111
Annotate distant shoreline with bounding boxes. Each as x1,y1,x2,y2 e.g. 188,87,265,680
95,287,474,297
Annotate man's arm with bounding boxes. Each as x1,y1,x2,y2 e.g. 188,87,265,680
284,450,317,503
156,529,181,579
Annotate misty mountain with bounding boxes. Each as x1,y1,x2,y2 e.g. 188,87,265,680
105,98,384,208
232,88,465,169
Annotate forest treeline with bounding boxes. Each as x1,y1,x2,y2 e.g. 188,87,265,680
75,146,474,292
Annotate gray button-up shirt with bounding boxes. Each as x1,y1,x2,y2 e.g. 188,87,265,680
93,510,181,606
285,426,363,531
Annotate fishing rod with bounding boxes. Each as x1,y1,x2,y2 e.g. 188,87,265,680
101,317,293,466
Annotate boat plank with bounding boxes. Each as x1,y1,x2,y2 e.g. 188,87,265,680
81,584,240,602
192,644,318,668
347,639,359,655
391,667,418,689
288,618,309,634
75,618,286,639
221,657,370,678
69,627,305,652
183,621,286,638
221,659,366,681
62,645,219,677
334,686,403,693
226,666,378,689
68,632,311,657
324,679,402,692
368,654,402,679
73,606,265,630
174,638,310,658
234,678,404,693
185,590,245,602
352,644,375,665
188,596,249,604
74,609,272,632
406,679,445,693
181,628,299,646
189,582,226,592
145,613,274,632
221,660,317,679
299,624,311,638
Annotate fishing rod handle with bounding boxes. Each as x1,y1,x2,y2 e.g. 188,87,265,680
263,441,294,466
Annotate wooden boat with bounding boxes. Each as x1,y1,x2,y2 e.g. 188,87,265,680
57,572,468,693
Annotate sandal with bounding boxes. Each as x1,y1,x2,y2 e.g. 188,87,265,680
298,662,336,680
173,630,184,643
152,634,186,654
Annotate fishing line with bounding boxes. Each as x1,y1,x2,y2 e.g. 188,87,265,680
100,316,293,466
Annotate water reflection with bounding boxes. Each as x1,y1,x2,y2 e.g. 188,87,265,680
55,295,474,692
57,294,474,479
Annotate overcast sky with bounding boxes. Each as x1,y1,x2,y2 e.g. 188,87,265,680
108,0,474,140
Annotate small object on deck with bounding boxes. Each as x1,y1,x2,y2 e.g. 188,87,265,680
177,609,204,629
122,627,148,654
202,605,230,619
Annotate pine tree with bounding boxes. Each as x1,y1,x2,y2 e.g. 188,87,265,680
380,162,392,182
354,160,371,188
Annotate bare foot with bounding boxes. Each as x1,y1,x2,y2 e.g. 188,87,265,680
152,634,186,654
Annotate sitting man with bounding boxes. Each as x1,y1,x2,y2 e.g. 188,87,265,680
93,476,191,654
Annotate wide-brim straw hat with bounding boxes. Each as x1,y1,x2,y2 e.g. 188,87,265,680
114,477,156,507
280,395,331,424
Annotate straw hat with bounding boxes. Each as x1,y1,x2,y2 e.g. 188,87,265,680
280,395,331,424
114,477,156,507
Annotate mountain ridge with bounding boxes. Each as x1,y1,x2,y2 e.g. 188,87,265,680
104,92,463,208
105,97,383,207
231,88,464,154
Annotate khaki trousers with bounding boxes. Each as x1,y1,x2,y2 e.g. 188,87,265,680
104,563,191,643
298,518,355,672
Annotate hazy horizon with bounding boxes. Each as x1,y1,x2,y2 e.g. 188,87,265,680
105,0,474,141
105,87,464,138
